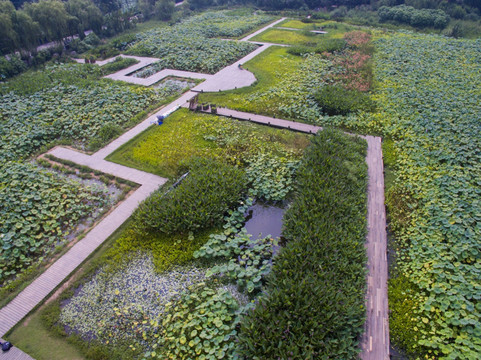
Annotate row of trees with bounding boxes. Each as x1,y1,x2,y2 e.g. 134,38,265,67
378,5,450,28
187,0,480,15
0,0,104,55
0,0,176,56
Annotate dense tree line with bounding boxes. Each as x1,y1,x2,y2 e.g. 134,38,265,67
0,0,101,55
378,4,450,28
0,0,176,56
187,0,480,13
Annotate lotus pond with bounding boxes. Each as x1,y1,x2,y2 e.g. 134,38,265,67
124,10,274,74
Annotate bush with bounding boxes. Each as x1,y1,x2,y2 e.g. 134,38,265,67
134,158,247,235
0,55,27,80
101,57,139,75
378,5,450,29
315,38,347,53
287,45,315,56
237,129,368,359
314,85,376,116
82,32,101,47
311,12,330,20
87,44,120,60
111,33,137,51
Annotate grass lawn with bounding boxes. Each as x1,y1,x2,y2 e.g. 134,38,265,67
278,19,319,29
106,108,310,178
7,311,85,360
200,46,302,117
253,20,354,45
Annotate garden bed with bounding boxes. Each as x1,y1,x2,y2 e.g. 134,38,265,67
106,109,310,178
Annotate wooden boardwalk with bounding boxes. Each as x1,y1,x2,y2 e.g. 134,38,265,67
361,136,390,359
189,106,390,359
191,106,323,134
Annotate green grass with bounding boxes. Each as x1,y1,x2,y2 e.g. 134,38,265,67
7,311,85,360
278,19,318,29
200,46,302,117
253,20,354,45
107,108,310,178
106,110,226,178
251,28,319,45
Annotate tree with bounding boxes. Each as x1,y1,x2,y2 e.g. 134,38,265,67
0,1,17,54
66,0,103,33
154,0,175,20
13,10,41,52
24,0,75,42
138,0,155,19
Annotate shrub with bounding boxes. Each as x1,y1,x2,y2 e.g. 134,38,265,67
311,12,330,20
237,129,368,359
378,5,450,29
287,45,315,56
101,57,139,75
82,32,101,47
0,55,27,80
314,85,376,116
98,122,123,142
111,34,137,51
134,158,247,235
315,38,347,54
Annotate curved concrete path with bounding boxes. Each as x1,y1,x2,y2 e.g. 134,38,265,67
75,17,289,92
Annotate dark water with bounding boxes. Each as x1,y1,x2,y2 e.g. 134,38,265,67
244,204,285,239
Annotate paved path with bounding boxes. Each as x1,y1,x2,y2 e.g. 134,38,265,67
194,45,272,92
74,19,291,92
105,60,212,86
100,44,276,92
241,17,286,41
94,90,196,159
0,343,33,360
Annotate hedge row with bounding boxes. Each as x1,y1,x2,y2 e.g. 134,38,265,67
237,129,368,359
134,158,247,235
